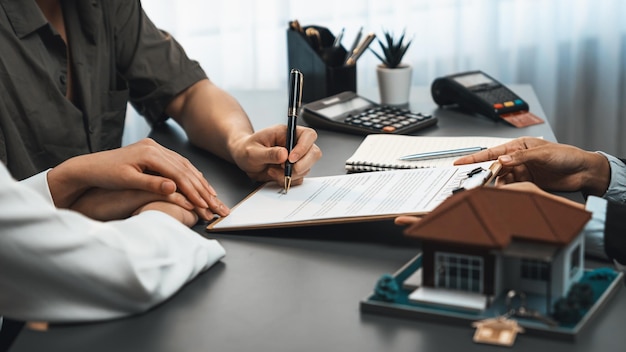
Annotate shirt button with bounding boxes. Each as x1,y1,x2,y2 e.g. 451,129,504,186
59,74,67,86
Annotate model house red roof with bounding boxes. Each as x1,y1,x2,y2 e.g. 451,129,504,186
403,187,591,249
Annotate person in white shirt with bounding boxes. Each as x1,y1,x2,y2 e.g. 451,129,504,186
0,138,225,329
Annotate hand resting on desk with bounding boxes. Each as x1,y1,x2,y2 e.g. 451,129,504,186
453,136,611,196
395,135,606,230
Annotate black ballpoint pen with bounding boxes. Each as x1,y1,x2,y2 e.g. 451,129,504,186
284,68,303,193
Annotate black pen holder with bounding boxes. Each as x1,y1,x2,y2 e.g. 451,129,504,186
287,25,357,103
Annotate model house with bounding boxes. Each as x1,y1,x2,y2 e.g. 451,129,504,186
403,187,591,314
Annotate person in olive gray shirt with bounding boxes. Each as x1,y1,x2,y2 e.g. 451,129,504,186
0,0,322,219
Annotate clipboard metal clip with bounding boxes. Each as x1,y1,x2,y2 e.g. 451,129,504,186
453,162,501,193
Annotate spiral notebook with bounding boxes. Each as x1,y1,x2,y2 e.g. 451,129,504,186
345,135,515,173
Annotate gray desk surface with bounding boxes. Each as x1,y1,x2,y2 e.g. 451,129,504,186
11,86,625,351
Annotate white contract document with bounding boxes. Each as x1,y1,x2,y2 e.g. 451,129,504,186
207,162,493,232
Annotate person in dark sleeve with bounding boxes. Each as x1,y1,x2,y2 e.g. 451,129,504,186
0,0,321,216
444,136,626,267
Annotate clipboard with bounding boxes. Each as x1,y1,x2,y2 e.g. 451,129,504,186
207,183,406,232
206,162,499,232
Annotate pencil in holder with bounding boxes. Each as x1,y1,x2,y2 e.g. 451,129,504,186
287,24,356,103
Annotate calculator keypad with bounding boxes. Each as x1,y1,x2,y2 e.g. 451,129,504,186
343,106,435,134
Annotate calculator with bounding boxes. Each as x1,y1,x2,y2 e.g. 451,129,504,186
300,91,438,135
431,70,529,121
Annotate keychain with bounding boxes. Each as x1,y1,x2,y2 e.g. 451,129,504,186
472,289,559,346
472,290,526,346
472,315,524,347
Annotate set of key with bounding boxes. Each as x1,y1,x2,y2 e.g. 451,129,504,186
503,289,558,326
472,289,558,347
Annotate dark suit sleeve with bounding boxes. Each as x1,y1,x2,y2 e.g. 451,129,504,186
604,200,626,264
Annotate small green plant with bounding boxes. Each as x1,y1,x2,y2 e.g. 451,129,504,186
370,29,412,69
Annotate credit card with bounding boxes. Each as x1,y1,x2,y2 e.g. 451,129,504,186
500,111,544,128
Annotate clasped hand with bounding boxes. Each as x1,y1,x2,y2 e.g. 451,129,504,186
48,125,322,226
47,138,227,226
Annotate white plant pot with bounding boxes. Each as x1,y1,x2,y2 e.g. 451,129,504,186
376,64,412,106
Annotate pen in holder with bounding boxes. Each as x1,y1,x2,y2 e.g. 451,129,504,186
287,24,357,103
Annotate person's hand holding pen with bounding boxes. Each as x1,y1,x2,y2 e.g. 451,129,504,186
230,124,321,189
226,70,321,190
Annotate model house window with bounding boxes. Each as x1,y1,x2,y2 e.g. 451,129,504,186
570,245,581,278
435,252,483,293
520,259,549,281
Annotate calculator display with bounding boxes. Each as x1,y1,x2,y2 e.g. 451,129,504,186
316,96,372,120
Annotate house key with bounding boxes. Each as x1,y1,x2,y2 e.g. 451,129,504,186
505,290,558,327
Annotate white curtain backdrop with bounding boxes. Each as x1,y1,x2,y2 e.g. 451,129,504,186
131,0,626,156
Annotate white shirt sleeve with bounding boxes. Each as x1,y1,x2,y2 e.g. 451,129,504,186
0,165,225,323
19,168,54,204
